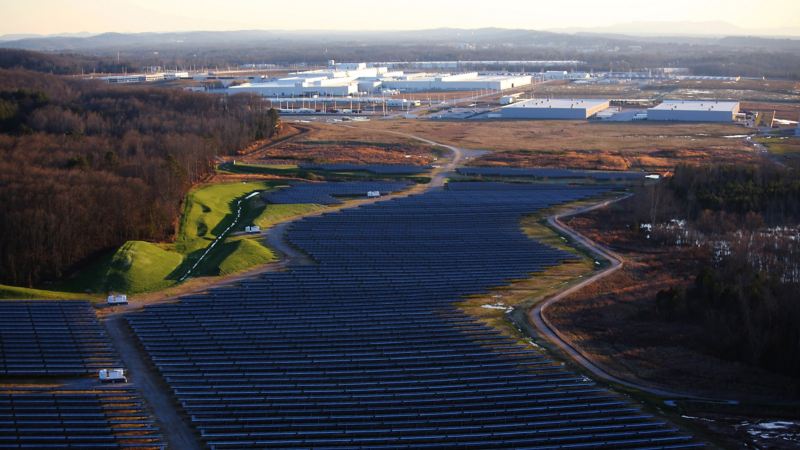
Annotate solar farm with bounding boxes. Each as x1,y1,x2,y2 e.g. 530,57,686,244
0,175,704,449
123,182,702,449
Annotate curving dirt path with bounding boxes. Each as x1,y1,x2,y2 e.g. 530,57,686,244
528,194,741,403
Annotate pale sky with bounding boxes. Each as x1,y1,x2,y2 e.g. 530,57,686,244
1,0,799,35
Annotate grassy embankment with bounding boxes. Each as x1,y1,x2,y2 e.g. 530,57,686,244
1,181,324,300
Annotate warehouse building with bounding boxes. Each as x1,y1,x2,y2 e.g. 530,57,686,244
647,100,740,122
380,73,532,92
500,99,611,119
228,76,358,97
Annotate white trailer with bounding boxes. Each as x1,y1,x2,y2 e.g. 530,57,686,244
99,368,127,383
106,294,128,305
367,191,381,198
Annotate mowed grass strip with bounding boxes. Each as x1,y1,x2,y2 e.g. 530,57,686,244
0,284,90,301
254,203,327,229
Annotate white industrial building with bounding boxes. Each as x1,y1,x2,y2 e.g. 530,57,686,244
229,77,358,97
228,62,532,98
380,73,532,92
102,72,189,84
500,99,611,119
647,100,740,122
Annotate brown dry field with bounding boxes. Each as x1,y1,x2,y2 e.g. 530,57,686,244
546,204,799,401
243,122,441,166
348,119,756,171
742,101,800,120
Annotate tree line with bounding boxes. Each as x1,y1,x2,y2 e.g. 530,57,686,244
0,68,279,286
646,162,800,378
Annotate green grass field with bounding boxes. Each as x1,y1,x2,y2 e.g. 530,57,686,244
219,162,431,184
254,203,327,229
0,284,92,301
756,136,800,157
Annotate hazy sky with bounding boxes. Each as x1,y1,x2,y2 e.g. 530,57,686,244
2,0,799,35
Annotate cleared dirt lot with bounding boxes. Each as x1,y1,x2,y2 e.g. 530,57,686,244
241,122,442,166
349,120,756,171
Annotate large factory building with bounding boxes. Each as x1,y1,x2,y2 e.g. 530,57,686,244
647,100,740,122
380,73,532,92
499,99,611,119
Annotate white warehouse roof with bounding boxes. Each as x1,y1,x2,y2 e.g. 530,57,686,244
504,99,609,110
500,98,611,119
649,100,740,112
647,100,741,122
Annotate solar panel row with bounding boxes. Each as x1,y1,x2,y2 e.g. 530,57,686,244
299,164,432,175
457,167,645,181
263,181,412,205
0,301,117,376
0,387,163,449
129,182,701,449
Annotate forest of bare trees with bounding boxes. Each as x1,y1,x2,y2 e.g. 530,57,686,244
642,163,800,377
0,68,279,286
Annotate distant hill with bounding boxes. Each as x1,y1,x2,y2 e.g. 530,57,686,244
0,28,657,52
551,21,800,38
1,27,798,54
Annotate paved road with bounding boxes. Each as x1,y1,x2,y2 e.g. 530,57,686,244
528,194,739,402
104,316,202,450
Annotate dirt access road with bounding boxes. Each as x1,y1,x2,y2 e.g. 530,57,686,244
528,194,741,403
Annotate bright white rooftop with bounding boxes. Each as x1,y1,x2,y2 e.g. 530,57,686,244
503,99,610,109
649,100,740,112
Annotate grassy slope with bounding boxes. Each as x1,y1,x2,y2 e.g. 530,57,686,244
216,238,277,276
254,204,327,229
103,241,183,294
176,182,273,255
0,284,90,300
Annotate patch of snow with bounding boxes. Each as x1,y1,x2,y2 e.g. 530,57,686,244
481,303,512,312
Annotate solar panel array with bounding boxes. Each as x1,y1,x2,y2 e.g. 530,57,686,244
0,387,163,449
129,182,701,449
0,301,164,449
0,301,117,376
457,167,646,181
299,164,432,175
263,181,412,205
